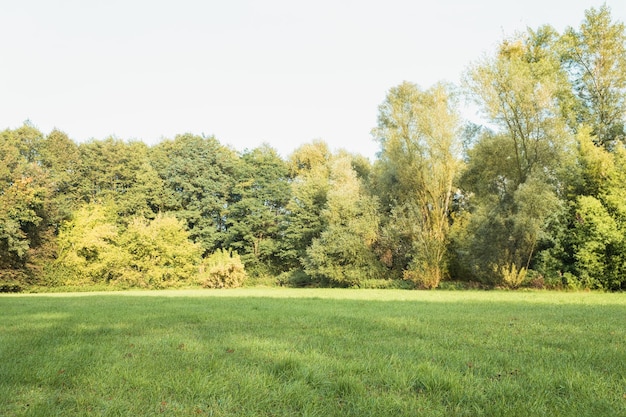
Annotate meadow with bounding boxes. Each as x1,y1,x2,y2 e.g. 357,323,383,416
1,289,625,416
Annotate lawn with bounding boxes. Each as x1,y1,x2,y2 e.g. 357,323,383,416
1,289,625,416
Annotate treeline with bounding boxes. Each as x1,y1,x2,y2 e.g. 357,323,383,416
2,5,626,291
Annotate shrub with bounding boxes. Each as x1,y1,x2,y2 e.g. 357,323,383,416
0,280,23,293
53,203,124,285
360,278,415,289
498,263,527,289
54,206,201,289
277,269,315,287
561,272,582,291
116,214,201,289
525,270,545,289
198,249,247,288
403,263,443,289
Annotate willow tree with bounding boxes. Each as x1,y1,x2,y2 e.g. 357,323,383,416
461,30,573,285
561,5,626,148
372,82,461,288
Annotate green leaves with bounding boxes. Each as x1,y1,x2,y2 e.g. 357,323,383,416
2,5,626,291
55,203,201,288
561,5,626,147
151,134,239,252
373,82,462,287
303,156,382,287
225,145,291,274
117,214,202,288
0,125,50,281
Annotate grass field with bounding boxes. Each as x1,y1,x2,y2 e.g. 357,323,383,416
1,289,625,416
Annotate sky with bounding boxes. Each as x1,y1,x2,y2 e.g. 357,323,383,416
2,1,625,160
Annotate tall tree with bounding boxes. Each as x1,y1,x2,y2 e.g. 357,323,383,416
150,134,239,253
77,138,164,220
0,124,50,284
461,31,574,285
303,156,382,287
225,144,291,275
372,82,462,288
40,129,81,228
561,5,626,148
279,141,332,271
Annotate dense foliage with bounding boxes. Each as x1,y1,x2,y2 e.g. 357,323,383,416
1,5,625,290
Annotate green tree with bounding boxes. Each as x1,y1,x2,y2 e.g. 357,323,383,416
117,214,201,288
571,195,623,289
561,5,626,148
460,32,574,285
279,141,332,271
372,82,462,288
40,129,81,228
0,124,50,285
150,134,239,252
77,138,164,220
225,144,291,275
303,156,382,287
54,202,124,285
544,128,626,290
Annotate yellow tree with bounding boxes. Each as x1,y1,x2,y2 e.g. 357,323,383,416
373,82,461,288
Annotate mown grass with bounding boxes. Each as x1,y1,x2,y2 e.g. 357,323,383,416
1,289,625,416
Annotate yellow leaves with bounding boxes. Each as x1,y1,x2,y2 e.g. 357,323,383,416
498,39,526,60
55,203,201,287
498,263,528,289
577,127,614,181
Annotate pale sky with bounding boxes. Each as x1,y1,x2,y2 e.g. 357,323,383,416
2,1,625,160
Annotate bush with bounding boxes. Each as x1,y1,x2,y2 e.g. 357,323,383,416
277,269,315,287
116,215,201,289
243,274,279,287
0,280,23,293
437,281,487,290
198,249,247,288
54,207,201,289
525,270,545,289
499,263,527,289
403,264,442,289
360,278,415,289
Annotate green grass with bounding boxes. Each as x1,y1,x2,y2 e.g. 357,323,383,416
1,289,625,416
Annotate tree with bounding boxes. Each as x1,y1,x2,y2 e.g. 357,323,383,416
303,156,382,287
561,5,626,148
150,134,239,252
372,82,462,288
54,202,124,285
0,124,50,285
279,141,332,271
225,144,291,275
117,214,202,288
40,129,81,228
77,138,164,220
460,31,574,285
542,128,626,290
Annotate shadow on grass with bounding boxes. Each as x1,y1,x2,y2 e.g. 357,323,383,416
1,294,625,416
